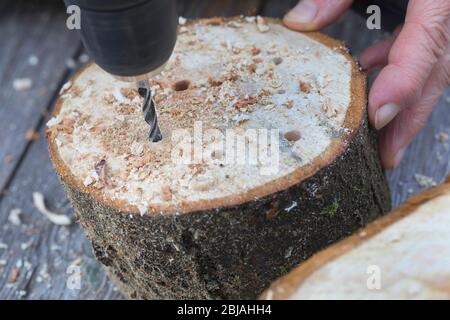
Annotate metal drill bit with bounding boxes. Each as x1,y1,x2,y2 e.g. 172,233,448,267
137,80,162,142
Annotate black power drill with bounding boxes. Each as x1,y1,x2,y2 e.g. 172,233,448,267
63,0,178,142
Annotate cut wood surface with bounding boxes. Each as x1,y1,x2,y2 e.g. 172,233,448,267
0,0,449,300
48,17,390,299
261,176,450,300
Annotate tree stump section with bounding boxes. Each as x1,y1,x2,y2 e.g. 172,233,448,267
261,176,450,300
47,17,391,299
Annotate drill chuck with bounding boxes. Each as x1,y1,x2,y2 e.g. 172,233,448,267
64,0,178,79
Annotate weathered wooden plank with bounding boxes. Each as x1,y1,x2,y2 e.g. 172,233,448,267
387,92,450,208
0,126,123,299
0,0,82,195
0,1,114,300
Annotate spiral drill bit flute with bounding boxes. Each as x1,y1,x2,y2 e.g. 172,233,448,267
64,0,177,142
137,80,163,142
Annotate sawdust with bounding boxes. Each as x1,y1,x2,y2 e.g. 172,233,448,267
49,18,354,211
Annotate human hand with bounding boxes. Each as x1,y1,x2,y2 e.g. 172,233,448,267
284,0,450,169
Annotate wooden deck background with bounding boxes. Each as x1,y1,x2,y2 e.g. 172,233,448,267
0,0,449,299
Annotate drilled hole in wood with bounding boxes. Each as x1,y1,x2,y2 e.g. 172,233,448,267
173,80,191,91
284,130,301,142
211,150,224,160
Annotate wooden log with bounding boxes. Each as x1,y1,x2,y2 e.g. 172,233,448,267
47,17,391,299
261,176,450,300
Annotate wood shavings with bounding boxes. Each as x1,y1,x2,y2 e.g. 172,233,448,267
66,58,77,69
161,185,172,202
285,201,297,212
414,174,437,189
138,203,148,217
46,116,62,127
285,246,293,258
28,55,39,66
284,100,294,109
256,16,269,33
270,79,283,88
228,20,243,28
13,78,33,91
438,131,449,143
130,141,144,155
94,159,107,185
113,87,131,104
83,175,94,186
120,88,138,99
59,81,72,95
253,57,263,64
46,118,75,139
226,40,233,52
8,208,22,225
234,97,257,110
251,46,261,55
79,54,90,64
32,192,72,226
20,240,33,251
9,268,20,283
178,16,187,25
208,77,223,87
245,16,256,23
248,63,257,73
299,80,311,93
204,17,224,26
232,114,250,125
25,128,39,141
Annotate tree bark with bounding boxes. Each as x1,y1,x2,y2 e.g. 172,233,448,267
58,115,390,299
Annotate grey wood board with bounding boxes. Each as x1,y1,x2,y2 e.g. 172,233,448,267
0,1,82,195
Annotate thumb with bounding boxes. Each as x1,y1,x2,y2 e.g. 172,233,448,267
284,0,354,31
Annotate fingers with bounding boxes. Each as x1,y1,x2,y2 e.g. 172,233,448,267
379,45,450,169
283,0,354,31
368,0,450,130
360,27,402,72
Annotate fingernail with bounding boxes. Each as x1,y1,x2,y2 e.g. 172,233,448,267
375,103,401,130
285,0,318,24
393,146,407,167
